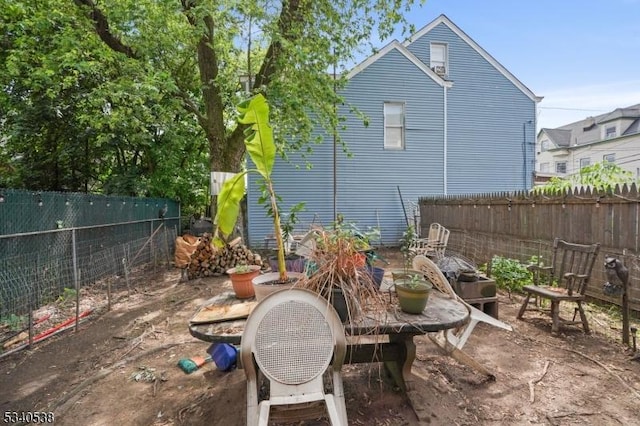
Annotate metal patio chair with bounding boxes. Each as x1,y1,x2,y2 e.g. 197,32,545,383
409,223,450,261
240,288,348,426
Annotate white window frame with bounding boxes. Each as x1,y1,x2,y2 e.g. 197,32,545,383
430,42,448,76
555,161,567,174
604,125,617,139
384,102,405,149
603,153,615,163
579,158,591,169
540,162,549,173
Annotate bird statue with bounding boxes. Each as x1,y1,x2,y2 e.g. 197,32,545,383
602,256,629,297
158,203,168,220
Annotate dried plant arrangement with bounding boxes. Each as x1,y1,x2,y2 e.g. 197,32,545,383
294,227,389,325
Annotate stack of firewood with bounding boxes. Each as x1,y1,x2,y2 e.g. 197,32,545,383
187,233,263,279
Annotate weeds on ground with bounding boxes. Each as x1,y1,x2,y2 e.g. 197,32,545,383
482,256,534,297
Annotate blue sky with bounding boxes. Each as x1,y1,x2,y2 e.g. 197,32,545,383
375,0,640,131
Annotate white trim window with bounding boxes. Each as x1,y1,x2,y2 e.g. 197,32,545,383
430,42,448,76
604,125,617,139
579,157,591,169
384,102,405,149
555,161,567,174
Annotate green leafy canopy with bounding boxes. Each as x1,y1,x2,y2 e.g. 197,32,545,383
533,161,636,195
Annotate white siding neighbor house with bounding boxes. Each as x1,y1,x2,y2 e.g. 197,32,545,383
535,104,640,183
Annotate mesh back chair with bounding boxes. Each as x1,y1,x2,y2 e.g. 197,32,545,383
240,288,348,426
412,255,512,378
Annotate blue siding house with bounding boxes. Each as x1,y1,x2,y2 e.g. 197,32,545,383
247,14,541,247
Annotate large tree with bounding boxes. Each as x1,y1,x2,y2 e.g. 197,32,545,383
1,0,422,212
72,0,422,181
1,0,210,211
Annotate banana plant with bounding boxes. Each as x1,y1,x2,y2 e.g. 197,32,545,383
214,94,288,281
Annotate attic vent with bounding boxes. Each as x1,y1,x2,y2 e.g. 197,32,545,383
432,65,446,76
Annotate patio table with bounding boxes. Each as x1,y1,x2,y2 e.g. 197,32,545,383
188,289,469,391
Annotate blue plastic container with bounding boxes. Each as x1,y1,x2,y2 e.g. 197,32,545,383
363,265,385,289
370,266,385,288
207,343,238,371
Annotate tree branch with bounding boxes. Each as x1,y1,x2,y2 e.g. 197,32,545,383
229,0,308,145
74,0,138,59
176,90,208,130
253,0,305,89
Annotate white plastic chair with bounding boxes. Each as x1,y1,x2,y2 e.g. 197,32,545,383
240,288,348,426
412,255,512,377
409,223,450,261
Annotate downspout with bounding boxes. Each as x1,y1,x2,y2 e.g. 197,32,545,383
523,120,533,189
443,85,448,195
332,52,337,222
522,122,527,189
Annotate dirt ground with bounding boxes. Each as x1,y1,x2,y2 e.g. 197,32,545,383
1,248,639,426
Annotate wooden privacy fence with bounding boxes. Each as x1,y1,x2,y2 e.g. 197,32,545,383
418,183,640,312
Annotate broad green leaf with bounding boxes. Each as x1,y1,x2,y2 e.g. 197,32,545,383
237,94,275,179
214,172,246,238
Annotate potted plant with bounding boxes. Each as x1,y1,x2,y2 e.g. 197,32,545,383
391,225,423,281
215,94,303,301
258,185,306,272
295,225,387,323
395,274,433,314
226,264,261,299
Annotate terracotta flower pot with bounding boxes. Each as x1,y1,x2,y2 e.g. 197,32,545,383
337,253,367,270
226,265,261,299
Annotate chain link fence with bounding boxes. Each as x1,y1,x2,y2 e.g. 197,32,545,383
0,189,180,353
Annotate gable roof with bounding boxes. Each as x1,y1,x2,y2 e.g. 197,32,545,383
598,106,640,123
405,14,542,103
541,128,571,147
346,40,453,88
540,103,640,147
623,118,640,136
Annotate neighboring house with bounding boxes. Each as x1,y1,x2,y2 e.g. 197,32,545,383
247,14,540,247
536,104,640,183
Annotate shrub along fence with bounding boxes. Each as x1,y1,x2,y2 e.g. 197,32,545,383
418,183,640,313
0,189,180,353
